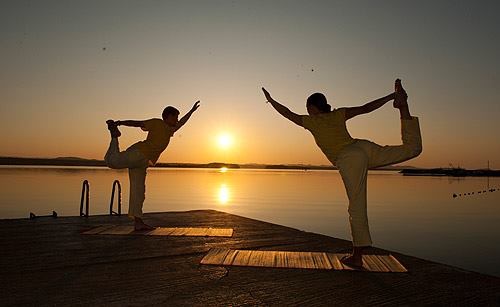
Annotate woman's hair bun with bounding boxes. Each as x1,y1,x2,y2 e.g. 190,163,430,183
307,93,331,112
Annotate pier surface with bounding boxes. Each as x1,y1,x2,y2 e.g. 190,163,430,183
1,210,499,306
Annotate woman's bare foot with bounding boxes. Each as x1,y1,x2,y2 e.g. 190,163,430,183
134,217,155,231
340,246,367,268
341,254,363,268
106,120,121,138
393,79,408,109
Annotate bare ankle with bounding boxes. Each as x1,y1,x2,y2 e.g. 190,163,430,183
399,107,412,120
352,246,370,255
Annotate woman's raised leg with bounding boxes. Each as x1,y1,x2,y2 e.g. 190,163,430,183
364,79,422,168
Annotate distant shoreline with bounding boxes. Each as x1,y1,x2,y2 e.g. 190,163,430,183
3,157,497,176
400,168,500,177
0,156,408,171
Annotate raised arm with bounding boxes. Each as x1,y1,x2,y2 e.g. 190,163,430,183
175,101,200,132
262,87,303,127
116,120,145,128
344,92,395,120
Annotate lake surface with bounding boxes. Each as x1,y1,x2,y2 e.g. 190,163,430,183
1,166,499,277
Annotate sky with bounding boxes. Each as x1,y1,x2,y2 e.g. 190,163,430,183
1,0,499,168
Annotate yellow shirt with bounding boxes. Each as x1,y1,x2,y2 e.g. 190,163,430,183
130,119,175,166
302,108,355,163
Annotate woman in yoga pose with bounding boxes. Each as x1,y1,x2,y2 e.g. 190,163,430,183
262,79,422,267
104,101,200,230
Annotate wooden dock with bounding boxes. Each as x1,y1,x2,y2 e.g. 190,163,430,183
1,210,499,306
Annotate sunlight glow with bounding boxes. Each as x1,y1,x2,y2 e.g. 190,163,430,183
219,167,228,173
217,184,230,205
217,133,233,150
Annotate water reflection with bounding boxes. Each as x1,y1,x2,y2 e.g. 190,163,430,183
1,167,499,277
217,183,230,205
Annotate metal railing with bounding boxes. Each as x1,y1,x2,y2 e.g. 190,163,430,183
109,180,122,216
80,180,89,217
79,179,122,217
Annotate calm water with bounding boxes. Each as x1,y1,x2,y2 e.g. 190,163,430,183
1,166,499,277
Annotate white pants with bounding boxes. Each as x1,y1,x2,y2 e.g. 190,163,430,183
335,117,422,247
104,138,149,218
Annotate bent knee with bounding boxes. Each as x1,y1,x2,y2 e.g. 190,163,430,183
410,144,423,159
104,155,116,167
105,160,117,169
348,206,368,217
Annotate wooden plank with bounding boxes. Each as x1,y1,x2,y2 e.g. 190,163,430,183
274,251,288,268
362,254,379,271
311,252,333,270
262,250,276,267
366,255,390,272
184,227,207,236
147,227,176,236
81,225,115,235
200,249,408,272
326,253,354,271
247,250,265,267
233,250,252,266
168,227,189,236
207,227,234,237
377,254,401,272
294,251,316,269
2,210,499,306
101,225,135,235
223,249,240,265
199,248,232,265
379,254,408,273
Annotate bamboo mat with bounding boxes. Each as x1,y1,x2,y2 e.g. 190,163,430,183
82,225,233,237
200,248,407,272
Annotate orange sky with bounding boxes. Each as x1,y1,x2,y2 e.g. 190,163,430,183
1,1,499,169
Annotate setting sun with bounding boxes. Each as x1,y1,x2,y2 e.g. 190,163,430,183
217,133,233,150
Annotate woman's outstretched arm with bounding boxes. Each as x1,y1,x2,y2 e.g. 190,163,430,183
344,93,395,120
262,87,303,126
175,101,200,132
116,120,145,128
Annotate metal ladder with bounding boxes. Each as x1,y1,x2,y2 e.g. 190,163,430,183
109,180,122,216
79,179,122,217
80,180,90,217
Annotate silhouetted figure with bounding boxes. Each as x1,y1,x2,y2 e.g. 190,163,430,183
104,101,200,231
262,79,422,267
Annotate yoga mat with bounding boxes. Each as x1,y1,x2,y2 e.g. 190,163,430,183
82,225,233,237
200,248,407,272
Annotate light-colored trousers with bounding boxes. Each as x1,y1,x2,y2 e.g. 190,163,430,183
104,138,149,218
335,117,422,247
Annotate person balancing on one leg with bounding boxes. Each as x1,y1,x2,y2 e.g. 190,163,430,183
104,101,200,231
262,79,422,268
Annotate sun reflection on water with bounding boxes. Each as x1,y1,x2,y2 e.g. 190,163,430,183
217,184,230,205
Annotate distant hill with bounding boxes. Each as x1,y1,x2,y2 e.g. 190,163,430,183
55,156,92,160
0,156,416,171
0,156,106,167
0,157,240,169
240,163,415,171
